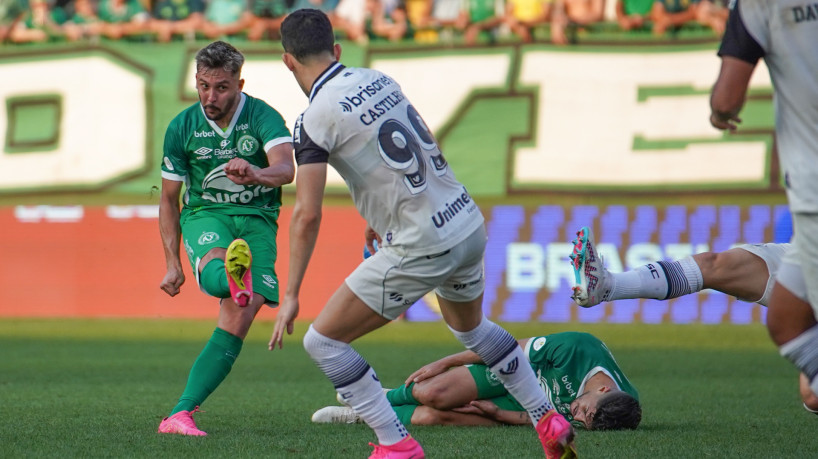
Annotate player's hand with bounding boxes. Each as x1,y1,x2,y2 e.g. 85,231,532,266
160,267,185,297
224,158,260,185
269,295,299,350
364,225,381,256
405,359,450,385
710,111,742,132
454,400,500,418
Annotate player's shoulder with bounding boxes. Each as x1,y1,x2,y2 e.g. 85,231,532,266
313,66,396,102
243,93,272,110
168,102,202,128
304,65,397,120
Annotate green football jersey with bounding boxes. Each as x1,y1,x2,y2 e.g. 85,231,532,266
524,332,639,423
161,93,292,218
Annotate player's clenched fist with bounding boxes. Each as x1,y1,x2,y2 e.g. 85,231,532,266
160,267,185,297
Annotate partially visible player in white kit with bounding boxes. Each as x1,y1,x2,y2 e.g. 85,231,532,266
570,229,818,411
268,8,576,459
708,0,818,407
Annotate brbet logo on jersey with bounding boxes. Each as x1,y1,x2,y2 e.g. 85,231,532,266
194,131,215,138
198,232,220,245
237,135,259,156
220,139,230,148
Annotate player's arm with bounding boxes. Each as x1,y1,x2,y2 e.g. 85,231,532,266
224,142,295,188
405,349,483,384
709,2,763,131
158,178,185,297
407,337,531,384
269,162,327,349
455,399,532,425
709,56,755,131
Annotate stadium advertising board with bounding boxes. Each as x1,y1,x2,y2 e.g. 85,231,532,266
1,204,790,323
0,42,776,196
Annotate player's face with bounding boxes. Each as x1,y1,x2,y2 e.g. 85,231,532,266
196,67,244,122
569,388,607,430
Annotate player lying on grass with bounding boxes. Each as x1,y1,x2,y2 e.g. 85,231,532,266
568,226,818,412
312,331,641,431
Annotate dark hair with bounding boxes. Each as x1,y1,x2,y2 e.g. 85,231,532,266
195,41,244,76
280,8,335,61
590,391,642,431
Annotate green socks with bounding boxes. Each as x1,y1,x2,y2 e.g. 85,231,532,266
386,382,419,406
200,259,230,298
386,383,419,425
170,327,243,415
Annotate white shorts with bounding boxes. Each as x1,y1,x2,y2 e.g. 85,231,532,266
736,242,790,306
776,213,818,315
345,225,487,320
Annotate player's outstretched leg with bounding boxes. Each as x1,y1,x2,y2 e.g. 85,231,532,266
570,226,611,307
225,238,253,307
158,406,207,436
537,410,578,459
303,325,425,459
312,406,362,424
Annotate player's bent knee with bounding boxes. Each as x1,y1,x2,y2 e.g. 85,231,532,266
412,381,452,409
303,325,333,359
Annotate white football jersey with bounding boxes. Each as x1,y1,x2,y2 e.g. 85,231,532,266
719,0,818,212
293,63,484,256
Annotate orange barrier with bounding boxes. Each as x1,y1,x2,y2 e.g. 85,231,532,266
0,206,365,320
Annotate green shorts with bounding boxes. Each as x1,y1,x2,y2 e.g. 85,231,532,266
181,209,280,304
466,364,524,412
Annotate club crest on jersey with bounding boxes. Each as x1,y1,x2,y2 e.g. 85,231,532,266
237,135,259,156
198,232,219,245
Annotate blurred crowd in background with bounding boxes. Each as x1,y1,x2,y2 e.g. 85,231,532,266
0,0,728,46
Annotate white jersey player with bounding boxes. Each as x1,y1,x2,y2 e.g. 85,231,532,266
570,226,818,413
291,63,484,257
709,0,818,411
269,8,576,459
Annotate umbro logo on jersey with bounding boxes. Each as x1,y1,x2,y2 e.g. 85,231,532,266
194,147,213,156
262,274,277,289
497,357,518,375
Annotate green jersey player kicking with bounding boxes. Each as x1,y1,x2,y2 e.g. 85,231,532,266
157,40,294,436
313,331,641,431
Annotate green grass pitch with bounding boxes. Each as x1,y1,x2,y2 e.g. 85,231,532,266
1,318,816,458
